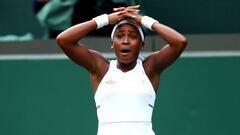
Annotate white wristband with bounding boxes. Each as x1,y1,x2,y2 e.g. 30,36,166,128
93,14,109,29
141,16,158,31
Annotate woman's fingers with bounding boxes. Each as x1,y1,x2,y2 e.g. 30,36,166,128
117,9,139,16
127,8,140,13
113,7,125,12
113,5,140,12
109,5,141,24
127,5,140,9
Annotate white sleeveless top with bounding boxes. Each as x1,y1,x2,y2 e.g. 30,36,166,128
94,59,156,123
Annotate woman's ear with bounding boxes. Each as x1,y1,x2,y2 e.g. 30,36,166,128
111,41,115,49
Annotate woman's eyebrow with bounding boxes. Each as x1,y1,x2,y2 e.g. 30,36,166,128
117,29,138,33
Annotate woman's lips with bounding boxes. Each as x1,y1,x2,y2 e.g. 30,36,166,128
120,49,131,55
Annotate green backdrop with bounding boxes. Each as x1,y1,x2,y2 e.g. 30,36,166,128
1,0,240,38
0,56,239,135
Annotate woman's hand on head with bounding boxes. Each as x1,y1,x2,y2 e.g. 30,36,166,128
113,5,140,13
108,5,142,25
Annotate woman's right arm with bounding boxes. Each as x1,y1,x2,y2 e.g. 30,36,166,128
56,20,104,74
56,6,140,74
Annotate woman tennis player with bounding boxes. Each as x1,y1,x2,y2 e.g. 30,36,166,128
56,5,187,135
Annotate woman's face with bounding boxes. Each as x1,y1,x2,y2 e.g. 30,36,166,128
112,24,143,64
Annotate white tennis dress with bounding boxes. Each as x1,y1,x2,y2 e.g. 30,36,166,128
94,59,156,135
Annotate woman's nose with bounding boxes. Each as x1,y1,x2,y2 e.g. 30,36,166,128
122,36,130,44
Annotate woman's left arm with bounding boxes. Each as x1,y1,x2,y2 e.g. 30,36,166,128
133,15,187,73
151,20,187,72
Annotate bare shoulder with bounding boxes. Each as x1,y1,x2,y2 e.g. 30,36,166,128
89,49,110,75
89,50,110,92
143,52,161,75
142,52,161,91
142,52,161,82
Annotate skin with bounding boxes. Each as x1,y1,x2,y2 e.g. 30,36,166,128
56,5,187,94
112,23,143,71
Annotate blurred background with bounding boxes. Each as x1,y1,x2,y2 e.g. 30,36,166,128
0,0,240,135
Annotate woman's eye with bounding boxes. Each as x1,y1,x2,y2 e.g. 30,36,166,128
129,35,138,39
116,35,123,39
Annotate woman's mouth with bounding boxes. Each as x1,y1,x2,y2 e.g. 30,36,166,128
120,49,131,55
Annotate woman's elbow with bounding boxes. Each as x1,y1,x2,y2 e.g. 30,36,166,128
56,33,64,46
56,33,69,48
178,36,188,50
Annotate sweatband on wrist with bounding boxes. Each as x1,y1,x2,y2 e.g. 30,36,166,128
141,16,158,31
92,14,109,29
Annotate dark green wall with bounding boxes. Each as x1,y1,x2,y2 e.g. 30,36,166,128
0,0,240,38
154,56,240,135
0,0,44,38
142,0,240,34
0,56,239,135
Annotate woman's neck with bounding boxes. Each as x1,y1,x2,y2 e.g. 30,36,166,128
117,60,137,72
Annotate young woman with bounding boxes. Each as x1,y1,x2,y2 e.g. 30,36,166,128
56,5,187,135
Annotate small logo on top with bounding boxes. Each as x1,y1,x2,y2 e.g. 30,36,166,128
105,80,116,84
